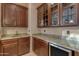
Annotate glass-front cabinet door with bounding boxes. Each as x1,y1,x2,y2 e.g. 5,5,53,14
37,3,79,27
61,3,77,26
37,6,44,27
51,3,60,26
37,3,50,27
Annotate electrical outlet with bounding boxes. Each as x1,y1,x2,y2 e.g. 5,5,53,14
66,30,70,35
29,30,30,32
44,30,46,32
28,29,31,32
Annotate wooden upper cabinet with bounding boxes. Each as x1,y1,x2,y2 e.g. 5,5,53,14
37,3,51,27
2,3,17,27
1,3,28,27
37,3,79,27
16,6,28,27
51,3,60,26
60,3,79,26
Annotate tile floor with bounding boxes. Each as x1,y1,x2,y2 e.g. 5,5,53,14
22,51,37,56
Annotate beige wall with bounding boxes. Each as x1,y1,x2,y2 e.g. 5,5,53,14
28,3,40,34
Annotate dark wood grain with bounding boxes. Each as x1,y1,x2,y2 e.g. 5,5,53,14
1,3,28,27
17,37,30,55
33,37,49,56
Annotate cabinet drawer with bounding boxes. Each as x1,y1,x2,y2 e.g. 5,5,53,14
1,39,17,45
34,37,48,46
18,37,30,43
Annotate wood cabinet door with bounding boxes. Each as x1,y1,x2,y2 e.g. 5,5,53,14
1,39,18,56
60,3,78,26
18,37,30,55
2,43,18,56
33,37,49,56
75,51,79,56
16,6,27,27
33,38,40,55
38,39,48,56
37,3,51,27
0,41,2,56
2,3,17,27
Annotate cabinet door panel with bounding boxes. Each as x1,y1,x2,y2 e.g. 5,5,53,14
0,41,2,56
16,6,27,27
60,3,77,26
18,43,30,55
2,4,16,27
2,3,28,27
75,51,79,56
3,43,18,56
37,3,51,27
38,39,48,56
18,37,30,55
33,37,49,56
39,44,48,56
33,38,40,55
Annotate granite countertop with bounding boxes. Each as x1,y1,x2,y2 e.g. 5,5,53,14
33,34,79,52
1,33,79,52
1,33,30,40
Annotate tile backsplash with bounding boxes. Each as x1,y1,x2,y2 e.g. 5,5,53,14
38,27,79,35
2,27,28,35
